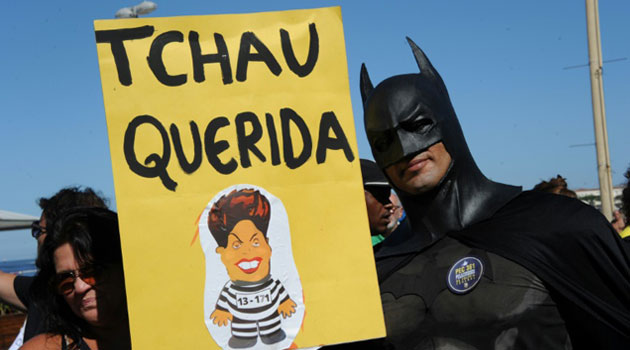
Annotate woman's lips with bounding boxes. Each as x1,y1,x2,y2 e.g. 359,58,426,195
236,257,262,274
81,296,96,309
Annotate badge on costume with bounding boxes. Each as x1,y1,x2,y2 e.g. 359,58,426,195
446,256,484,294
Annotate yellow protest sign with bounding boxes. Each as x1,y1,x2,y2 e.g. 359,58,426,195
94,7,385,349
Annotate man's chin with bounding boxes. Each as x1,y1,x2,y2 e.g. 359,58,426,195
397,183,430,195
400,175,442,195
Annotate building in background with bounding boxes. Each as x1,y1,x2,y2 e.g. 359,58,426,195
575,186,624,210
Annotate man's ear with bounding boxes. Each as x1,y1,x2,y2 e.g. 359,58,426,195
216,246,225,254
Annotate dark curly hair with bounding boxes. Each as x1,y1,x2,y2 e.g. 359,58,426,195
32,207,125,350
37,186,108,225
532,175,577,198
207,189,271,248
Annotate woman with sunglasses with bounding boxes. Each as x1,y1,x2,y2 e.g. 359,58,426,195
21,207,130,350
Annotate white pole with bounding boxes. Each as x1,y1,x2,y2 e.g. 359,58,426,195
585,0,614,220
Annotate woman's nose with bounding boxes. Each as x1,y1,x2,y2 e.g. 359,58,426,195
73,276,93,293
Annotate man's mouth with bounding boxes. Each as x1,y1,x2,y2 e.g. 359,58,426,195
236,258,262,274
405,153,430,173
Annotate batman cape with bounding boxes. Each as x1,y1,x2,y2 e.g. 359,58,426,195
367,190,630,349
450,190,630,347
348,37,630,349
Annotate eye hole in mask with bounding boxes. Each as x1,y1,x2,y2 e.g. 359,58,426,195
402,117,434,134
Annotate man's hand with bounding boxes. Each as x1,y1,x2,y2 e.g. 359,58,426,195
210,309,233,327
278,298,297,318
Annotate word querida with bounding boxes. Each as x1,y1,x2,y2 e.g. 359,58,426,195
124,109,354,192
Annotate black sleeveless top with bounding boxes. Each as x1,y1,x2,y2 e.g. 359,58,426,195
61,336,91,350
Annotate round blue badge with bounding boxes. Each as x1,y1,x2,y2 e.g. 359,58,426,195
446,256,484,294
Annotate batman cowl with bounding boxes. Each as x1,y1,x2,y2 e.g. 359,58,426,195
361,38,520,244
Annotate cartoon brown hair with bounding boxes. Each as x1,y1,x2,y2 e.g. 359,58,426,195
208,189,271,247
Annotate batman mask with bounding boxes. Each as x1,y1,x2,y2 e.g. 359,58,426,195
361,38,521,243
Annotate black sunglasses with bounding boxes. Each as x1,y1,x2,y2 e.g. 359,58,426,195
31,221,47,239
365,186,392,205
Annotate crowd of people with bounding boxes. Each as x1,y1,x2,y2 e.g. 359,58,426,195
2,39,630,349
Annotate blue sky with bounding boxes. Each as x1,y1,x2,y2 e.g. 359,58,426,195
2,1,630,260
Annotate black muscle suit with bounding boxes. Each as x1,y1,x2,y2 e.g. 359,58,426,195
334,38,630,349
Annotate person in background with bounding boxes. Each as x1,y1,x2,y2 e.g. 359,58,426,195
618,168,630,241
360,159,395,248
0,187,108,348
532,174,577,198
533,175,628,236
386,192,405,236
359,159,417,285
21,207,130,350
612,210,626,236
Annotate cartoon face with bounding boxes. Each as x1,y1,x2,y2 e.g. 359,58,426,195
215,219,272,282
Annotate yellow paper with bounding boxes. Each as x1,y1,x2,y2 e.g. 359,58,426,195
94,7,385,349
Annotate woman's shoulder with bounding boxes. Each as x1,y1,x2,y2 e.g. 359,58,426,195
20,333,63,350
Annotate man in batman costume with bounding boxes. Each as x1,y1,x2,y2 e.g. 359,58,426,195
349,39,630,349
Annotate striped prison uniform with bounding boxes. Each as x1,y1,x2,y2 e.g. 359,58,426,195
215,277,291,339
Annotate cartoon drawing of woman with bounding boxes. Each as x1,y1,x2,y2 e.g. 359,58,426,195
206,188,298,349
